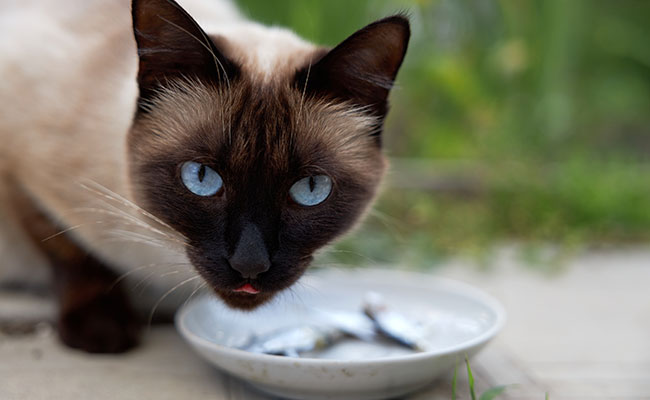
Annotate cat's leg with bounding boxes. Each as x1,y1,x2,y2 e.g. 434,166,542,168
10,183,141,353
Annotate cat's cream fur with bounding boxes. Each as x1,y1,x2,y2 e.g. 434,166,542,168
0,0,319,291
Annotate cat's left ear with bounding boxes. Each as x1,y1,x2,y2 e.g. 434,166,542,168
296,15,410,120
132,0,238,111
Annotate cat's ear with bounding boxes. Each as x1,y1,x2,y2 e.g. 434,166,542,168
132,0,238,111
296,15,410,119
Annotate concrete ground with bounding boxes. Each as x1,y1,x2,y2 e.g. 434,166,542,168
1,248,649,399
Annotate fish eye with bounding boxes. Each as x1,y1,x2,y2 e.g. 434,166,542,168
289,175,332,206
180,161,223,197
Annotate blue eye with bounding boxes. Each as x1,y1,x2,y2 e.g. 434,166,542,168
289,175,332,206
180,161,223,197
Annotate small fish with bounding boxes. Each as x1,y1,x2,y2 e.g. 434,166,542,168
243,325,343,357
314,309,378,342
363,292,431,351
240,293,434,357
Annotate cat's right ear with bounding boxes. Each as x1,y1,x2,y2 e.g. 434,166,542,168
132,0,238,112
295,15,410,121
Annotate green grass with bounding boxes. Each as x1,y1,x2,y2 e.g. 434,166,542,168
238,0,650,265
466,356,477,400
450,356,538,400
319,158,650,268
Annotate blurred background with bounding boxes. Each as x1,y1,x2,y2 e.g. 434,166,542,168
239,0,650,270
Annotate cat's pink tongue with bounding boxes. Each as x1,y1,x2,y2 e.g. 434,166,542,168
233,283,260,294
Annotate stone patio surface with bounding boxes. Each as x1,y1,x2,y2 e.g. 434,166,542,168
1,249,649,399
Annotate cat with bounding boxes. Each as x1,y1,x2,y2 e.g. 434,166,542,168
0,0,409,353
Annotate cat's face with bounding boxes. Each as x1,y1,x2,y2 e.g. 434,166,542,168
128,0,409,309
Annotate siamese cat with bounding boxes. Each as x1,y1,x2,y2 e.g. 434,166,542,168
0,0,409,353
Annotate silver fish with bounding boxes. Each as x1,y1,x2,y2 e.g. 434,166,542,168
362,292,432,351
243,325,343,357
314,308,378,342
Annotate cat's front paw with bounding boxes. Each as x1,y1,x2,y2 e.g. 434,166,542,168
57,291,141,354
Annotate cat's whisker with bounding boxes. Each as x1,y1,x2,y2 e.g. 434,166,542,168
127,263,195,295
77,180,192,251
156,12,236,147
283,285,310,309
307,262,354,275
182,281,207,309
160,5,234,145
298,59,312,123
157,4,232,90
86,236,180,256
133,270,158,294
323,249,382,265
72,206,166,236
79,179,180,234
367,208,405,240
106,228,186,250
156,13,234,143
87,195,172,238
110,264,159,290
103,234,169,250
73,205,161,233
37,215,190,262
104,225,168,241
88,234,187,258
291,59,314,148
39,218,146,245
159,270,182,278
147,275,202,327
73,205,191,249
367,208,401,225
108,262,192,292
293,277,321,294
40,223,86,243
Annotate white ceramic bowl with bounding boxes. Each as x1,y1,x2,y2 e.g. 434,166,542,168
176,268,506,400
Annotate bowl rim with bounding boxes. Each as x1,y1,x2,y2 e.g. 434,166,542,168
175,268,507,367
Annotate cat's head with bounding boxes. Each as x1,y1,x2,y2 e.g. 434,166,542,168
128,0,409,309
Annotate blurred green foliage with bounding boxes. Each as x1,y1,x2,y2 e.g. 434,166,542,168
237,0,650,267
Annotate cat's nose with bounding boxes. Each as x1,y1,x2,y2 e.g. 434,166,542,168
228,224,271,279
